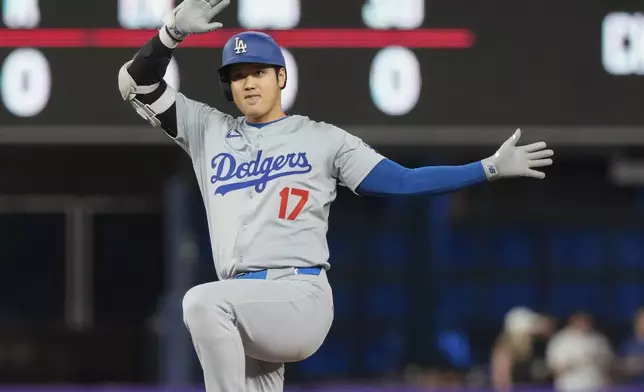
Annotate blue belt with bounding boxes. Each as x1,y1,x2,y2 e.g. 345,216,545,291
235,267,322,280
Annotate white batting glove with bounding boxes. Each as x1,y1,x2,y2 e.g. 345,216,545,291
162,0,230,43
481,129,554,180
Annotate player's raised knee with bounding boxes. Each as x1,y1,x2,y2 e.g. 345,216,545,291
182,283,231,332
182,285,208,326
182,285,214,324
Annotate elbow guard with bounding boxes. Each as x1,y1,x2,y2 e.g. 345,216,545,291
118,60,176,128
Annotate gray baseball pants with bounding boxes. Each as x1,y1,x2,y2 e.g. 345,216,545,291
182,268,334,391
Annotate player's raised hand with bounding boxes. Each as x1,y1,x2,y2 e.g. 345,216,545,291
163,0,231,42
481,129,554,180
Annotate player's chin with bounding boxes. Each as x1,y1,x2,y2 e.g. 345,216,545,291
243,105,270,119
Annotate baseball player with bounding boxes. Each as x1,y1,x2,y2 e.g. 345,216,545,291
117,1,554,390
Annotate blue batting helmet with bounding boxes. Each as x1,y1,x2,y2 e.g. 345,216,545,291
218,31,287,101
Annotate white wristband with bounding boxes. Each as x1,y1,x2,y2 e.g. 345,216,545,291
159,27,181,49
480,159,501,181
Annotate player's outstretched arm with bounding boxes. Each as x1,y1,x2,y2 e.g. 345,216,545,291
117,0,230,137
356,129,554,197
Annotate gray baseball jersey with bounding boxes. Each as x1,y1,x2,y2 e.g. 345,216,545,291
172,93,385,280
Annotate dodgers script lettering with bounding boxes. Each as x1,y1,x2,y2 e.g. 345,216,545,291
210,150,313,195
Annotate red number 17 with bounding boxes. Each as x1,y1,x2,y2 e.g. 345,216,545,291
278,187,309,221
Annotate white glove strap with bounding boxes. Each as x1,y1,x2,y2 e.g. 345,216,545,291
480,158,501,181
162,10,188,43
159,27,181,49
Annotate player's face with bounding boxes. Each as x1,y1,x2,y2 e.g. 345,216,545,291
229,64,286,123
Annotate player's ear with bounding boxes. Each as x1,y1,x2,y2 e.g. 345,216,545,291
277,67,286,89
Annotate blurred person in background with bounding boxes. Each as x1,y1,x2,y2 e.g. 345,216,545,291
491,307,554,391
616,308,644,385
546,311,614,392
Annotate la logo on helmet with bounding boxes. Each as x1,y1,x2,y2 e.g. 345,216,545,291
234,37,248,54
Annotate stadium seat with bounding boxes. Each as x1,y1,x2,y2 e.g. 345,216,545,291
547,229,605,269
434,283,477,327
327,233,352,272
546,282,607,317
331,281,353,319
448,227,484,268
368,231,410,267
494,229,536,268
615,283,644,321
363,329,405,375
436,330,472,369
297,334,351,377
364,284,407,320
614,230,644,269
485,283,539,322
612,230,644,322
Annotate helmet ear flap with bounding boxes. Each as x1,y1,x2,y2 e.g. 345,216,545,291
220,79,233,101
219,68,234,102
222,82,233,101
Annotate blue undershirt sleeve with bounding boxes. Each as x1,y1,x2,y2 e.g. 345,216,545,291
356,158,487,197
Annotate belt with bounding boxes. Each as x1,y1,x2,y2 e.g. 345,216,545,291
234,267,322,280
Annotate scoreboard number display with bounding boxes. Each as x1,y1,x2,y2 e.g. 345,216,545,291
1,0,644,128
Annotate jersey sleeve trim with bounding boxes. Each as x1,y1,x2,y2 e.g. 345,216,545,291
345,154,386,194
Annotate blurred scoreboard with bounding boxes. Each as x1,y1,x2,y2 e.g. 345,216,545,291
1,0,644,128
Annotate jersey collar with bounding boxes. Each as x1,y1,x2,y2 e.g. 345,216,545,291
245,115,290,129
240,115,303,135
